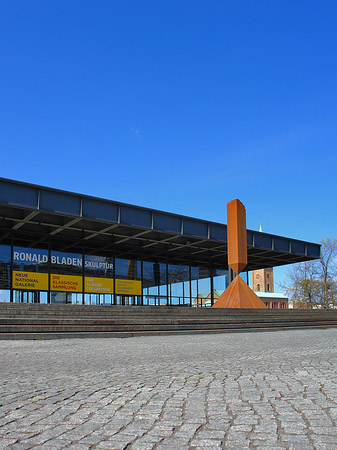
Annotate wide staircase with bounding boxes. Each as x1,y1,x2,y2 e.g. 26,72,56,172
1,303,337,339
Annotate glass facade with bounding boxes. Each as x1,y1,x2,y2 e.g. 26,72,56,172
143,261,167,305
0,244,229,307
115,258,142,305
12,246,49,303
168,264,190,306
0,245,11,303
50,250,83,305
191,267,212,307
84,254,114,305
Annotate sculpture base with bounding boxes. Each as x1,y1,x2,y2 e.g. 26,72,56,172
212,275,267,308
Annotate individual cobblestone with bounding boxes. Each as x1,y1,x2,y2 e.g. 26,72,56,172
0,329,337,449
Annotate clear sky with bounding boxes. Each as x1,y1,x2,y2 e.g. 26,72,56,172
1,1,336,289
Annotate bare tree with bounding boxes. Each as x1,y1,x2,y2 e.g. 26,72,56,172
282,260,320,308
282,238,337,309
316,238,337,308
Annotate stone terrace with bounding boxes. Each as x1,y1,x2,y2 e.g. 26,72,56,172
1,329,337,449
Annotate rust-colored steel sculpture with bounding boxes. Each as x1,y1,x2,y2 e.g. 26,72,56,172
212,199,266,309
227,199,248,274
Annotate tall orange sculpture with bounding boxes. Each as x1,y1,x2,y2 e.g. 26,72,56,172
212,199,267,309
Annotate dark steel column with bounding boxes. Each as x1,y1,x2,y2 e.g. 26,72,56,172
140,259,144,306
182,278,185,306
228,267,235,284
113,257,116,305
82,249,85,305
166,262,169,306
47,244,51,304
10,241,13,303
189,263,192,307
210,267,214,307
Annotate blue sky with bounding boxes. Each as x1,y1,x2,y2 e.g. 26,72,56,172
1,1,336,288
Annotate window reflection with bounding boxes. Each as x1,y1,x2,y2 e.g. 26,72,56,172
13,246,48,273
0,245,10,302
143,261,167,305
191,267,211,307
115,258,141,280
50,250,83,304
168,264,190,305
50,250,83,275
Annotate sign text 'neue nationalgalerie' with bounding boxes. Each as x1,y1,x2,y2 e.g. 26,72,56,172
12,271,142,295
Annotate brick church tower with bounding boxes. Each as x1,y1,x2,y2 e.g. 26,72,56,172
252,267,274,293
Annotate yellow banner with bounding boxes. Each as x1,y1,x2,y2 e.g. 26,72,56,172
12,271,49,291
115,279,142,295
50,274,83,292
12,273,142,295
85,277,114,294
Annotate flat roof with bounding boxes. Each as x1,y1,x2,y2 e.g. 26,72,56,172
0,178,320,270
256,292,288,299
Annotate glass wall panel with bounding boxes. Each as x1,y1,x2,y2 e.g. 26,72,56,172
13,291,48,304
191,267,212,307
85,255,114,278
213,268,228,303
50,250,82,275
114,295,143,306
84,292,113,306
115,258,142,305
168,264,190,305
0,245,11,302
115,258,141,280
50,292,83,304
143,261,167,305
12,246,49,303
84,254,113,305
50,250,83,304
13,246,49,273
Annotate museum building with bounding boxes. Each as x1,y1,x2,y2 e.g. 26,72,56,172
0,178,320,307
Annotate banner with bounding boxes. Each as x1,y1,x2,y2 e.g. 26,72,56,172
12,271,49,291
12,272,142,295
115,279,142,295
85,277,113,294
50,274,83,292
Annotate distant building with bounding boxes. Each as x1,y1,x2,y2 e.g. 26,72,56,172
194,290,224,307
252,267,274,292
252,267,289,309
254,291,289,309
195,268,289,309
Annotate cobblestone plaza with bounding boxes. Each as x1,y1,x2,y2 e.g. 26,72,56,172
1,329,337,449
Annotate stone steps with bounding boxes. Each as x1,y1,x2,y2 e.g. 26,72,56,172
1,320,336,333
1,316,337,325
1,302,337,339
0,303,335,316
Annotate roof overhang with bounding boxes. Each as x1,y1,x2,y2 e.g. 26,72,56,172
0,178,320,271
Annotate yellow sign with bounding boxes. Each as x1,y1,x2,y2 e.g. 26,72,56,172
12,271,49,291
85,277,114,294
12,272,142,295
50,274,83,292
115,279,142,295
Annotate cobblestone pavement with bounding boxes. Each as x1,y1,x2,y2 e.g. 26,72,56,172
1,329,337,450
